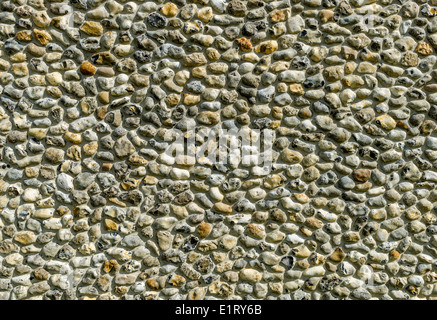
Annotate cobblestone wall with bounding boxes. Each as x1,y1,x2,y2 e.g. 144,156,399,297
0,0,436,300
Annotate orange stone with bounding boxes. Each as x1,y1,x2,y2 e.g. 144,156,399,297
80,61,97,76
298,108,312,119
389,250,401,260
416,41,433,56
80,21,103,36
270,9,289,23
255,40,278,54
160,3,178,17
146,279,160,290
236,37,253,51
102,259,119,273
197,222,212,238
102,163,112,171
97,92,110,104
104,219,117,231
16,31,32,42
319,9,335,23
330,247,346,262
353,169,371,182
96,105,109,120
33,29,52,45
168,274,186,286
396,121,409,130
289,84,304,95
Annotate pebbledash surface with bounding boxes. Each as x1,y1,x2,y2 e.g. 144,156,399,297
0,0,436,301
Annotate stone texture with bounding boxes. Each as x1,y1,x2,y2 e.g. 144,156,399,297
0,0,435,302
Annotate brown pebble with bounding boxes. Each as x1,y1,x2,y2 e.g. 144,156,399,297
80,61,97,76
102,163,112,171
98,92,110,104
353,169,371,182
236,37,253,51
